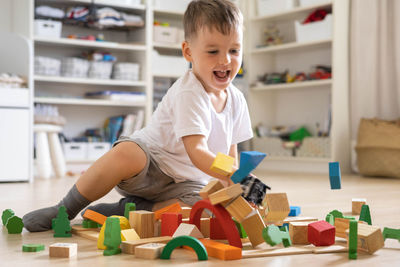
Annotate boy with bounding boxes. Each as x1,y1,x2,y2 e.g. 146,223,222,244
23,0,253,232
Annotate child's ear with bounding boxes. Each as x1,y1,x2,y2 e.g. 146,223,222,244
182,41,192,62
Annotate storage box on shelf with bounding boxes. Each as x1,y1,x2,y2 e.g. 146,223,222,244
34,56,61,76
63,142,111,162
256,0,296,17
34,19,62,38
295,14,332,42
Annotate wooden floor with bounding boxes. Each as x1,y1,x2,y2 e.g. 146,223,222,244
1,170,400,266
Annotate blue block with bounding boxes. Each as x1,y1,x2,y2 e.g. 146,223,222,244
289,206,301,217
329,162,341,190
231,151,266,183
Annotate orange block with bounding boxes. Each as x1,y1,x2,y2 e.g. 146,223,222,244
200,239,242,260
82,209,107,225
154,203,182,220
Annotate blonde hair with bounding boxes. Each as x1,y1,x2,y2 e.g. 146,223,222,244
183,0,243,41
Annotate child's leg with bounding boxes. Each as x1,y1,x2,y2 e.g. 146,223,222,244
23,142,147,232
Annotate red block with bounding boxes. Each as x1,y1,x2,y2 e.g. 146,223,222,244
210,217,227,240
161,213,182,236
308,220,336,246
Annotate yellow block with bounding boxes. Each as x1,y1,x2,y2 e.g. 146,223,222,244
97,215,131,250
121,229,141,241
210,152,235,176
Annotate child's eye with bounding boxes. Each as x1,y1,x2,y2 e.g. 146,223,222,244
208,50,218,54
230,49,240,54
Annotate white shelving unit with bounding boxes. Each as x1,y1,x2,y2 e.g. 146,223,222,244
244,0,350,173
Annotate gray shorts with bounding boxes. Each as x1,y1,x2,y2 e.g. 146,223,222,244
113,136,205,206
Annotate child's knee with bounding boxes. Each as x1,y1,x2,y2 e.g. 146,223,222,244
112,141,147,177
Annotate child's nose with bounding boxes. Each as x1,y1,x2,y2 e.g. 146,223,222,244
219,53,231,65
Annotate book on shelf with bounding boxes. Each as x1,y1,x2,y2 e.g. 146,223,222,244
105,110,145,143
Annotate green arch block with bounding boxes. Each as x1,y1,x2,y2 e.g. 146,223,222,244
160,235,208,261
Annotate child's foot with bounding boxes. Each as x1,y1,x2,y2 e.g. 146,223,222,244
81,196,154,217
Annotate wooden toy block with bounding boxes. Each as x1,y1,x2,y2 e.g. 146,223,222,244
345,223,384,254
199,239,242,260
335,217,351,238
74,230,99,241
200,218,210,238
263,193,290,223
283,216,318,224
98,215,130,250
83,209,107,225
53,206,71,237
242,246,311,258
22,244,45,252
82,219,101,228
199,180,224,199
72,224,101,233
225,196,254,223
160,235,208,260
129,210,155,238
289,222,310,245
382,227,400,242
210,152,235,176
181,207,192,219
49,243,77,258
231,151,266,184
135,243,166,259
328,209,344,219
242,209,266,248
209,183,243,205
189,199,242,248
6,215,24,234
2,209,14,226
173,223,204,239
210,217,227,240
161,213,182,236
121,236,173,254
154,220,161,237
289,206,301,217
359,204,372,225
154,202,182,221
352,198,366,215
329,161,341,189
103,217,122,256
121,229,140,241
124,203,136,220
348,220,358,259
308,221,335,246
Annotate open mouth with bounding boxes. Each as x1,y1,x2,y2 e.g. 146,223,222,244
213,70,231,81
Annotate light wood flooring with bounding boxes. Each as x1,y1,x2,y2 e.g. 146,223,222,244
1,170,400,266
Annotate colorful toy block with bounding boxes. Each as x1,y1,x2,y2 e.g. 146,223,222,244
210,152,235,176
82,219,100,228
242,209,266,248
189,199,242,248
129,210,155,238
160,235,208,260
335,218,351,238
200,218,211,238
208,183,243,205
83,209,107,225
124,203,136,220
233,219,247,238
121,229,140,241
53,206,71,237
98,215,130,250
359,204,372,225
289,206,301,217
225,196,254,223
2,209,14,225
346,223,384,254
49,243,77,258
348,220,358,259
154,202,182,221
289,222,310,245
6,215,24,234
262,225,282,246
180,207,192,219
173,223,204,239
382,227,400,242
352,198,367,215
103,217,122,256
263,193,290,224
199,239,242,260
199,180,224,199
210,217,227,240
161,213,182,236
329,162,341,189
328,209,344,220
22,244,45,252
280,226,292,247
325,214,335,225
135,243,166,259
121,236,172,254
308,221,335,246
231,151,266,183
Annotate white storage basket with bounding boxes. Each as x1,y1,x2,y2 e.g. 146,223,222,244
34,19,62,38
295,14,332,42
34,56,61,76
252,137,292,157
88,61,113,79
112,63,140,81
297,137,330,158
61,57,89,78
63,142,87,161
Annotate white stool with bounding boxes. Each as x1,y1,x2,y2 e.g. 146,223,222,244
34,124,66,179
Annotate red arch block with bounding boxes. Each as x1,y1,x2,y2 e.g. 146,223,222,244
189,199,242,248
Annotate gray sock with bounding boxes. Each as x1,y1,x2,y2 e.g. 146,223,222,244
80,195,154,217
23,184,91,232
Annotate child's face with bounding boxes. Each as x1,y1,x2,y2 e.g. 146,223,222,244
183,25,243,93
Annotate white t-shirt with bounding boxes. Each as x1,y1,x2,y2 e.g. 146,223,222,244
132,70,253,183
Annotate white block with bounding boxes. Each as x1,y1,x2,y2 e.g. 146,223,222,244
49,243,77,258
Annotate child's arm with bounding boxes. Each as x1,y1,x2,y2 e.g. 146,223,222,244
182,135,237,183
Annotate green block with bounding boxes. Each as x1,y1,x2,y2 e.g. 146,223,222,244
103,217,122,256
2,209,15,226
349,220,358,259
124,203,136,219
280,226,292,247
53,206,72,237
343,216,356,221
325,214,335,225
160,235,208,261
234,219,247,238
262,225,282,246
329,210,344,220
359,205,372,225
83,219,100,228
22,244,45,252
382,227,400,242
6,216,24,234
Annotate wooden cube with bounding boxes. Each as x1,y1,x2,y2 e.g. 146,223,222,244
135,243,166,259
210,152,235,176
335,217,351,238
352,198,367,215
199,180,224,199
209,184,243,205
200,217,211,238
180,207,192,219
172,223,203,238
129,210,155,238
346,223,384,254
308,221,335,246
49,243,77,258
161,213,182,236
289,222,310,245
263,193,290,223
121,236,172,255
225,196,254,223
241,209,266,247
121,229,140,241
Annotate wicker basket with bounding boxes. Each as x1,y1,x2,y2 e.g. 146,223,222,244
355,118,400,178
88,61,113,79
61,57,89,78
34,56,61,76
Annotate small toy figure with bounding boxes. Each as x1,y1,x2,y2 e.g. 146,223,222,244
263,24,283,46
103,217,122,256
53,206,72,237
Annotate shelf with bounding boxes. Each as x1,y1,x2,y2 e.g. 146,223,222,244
251,39,331,54
34,36,146,51
36,0,146,12
34,97,146,107
34,75,146,86
153,42,182,50
251,79,332,91
252,1,332,22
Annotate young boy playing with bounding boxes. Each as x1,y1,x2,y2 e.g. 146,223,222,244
23,0,253,232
